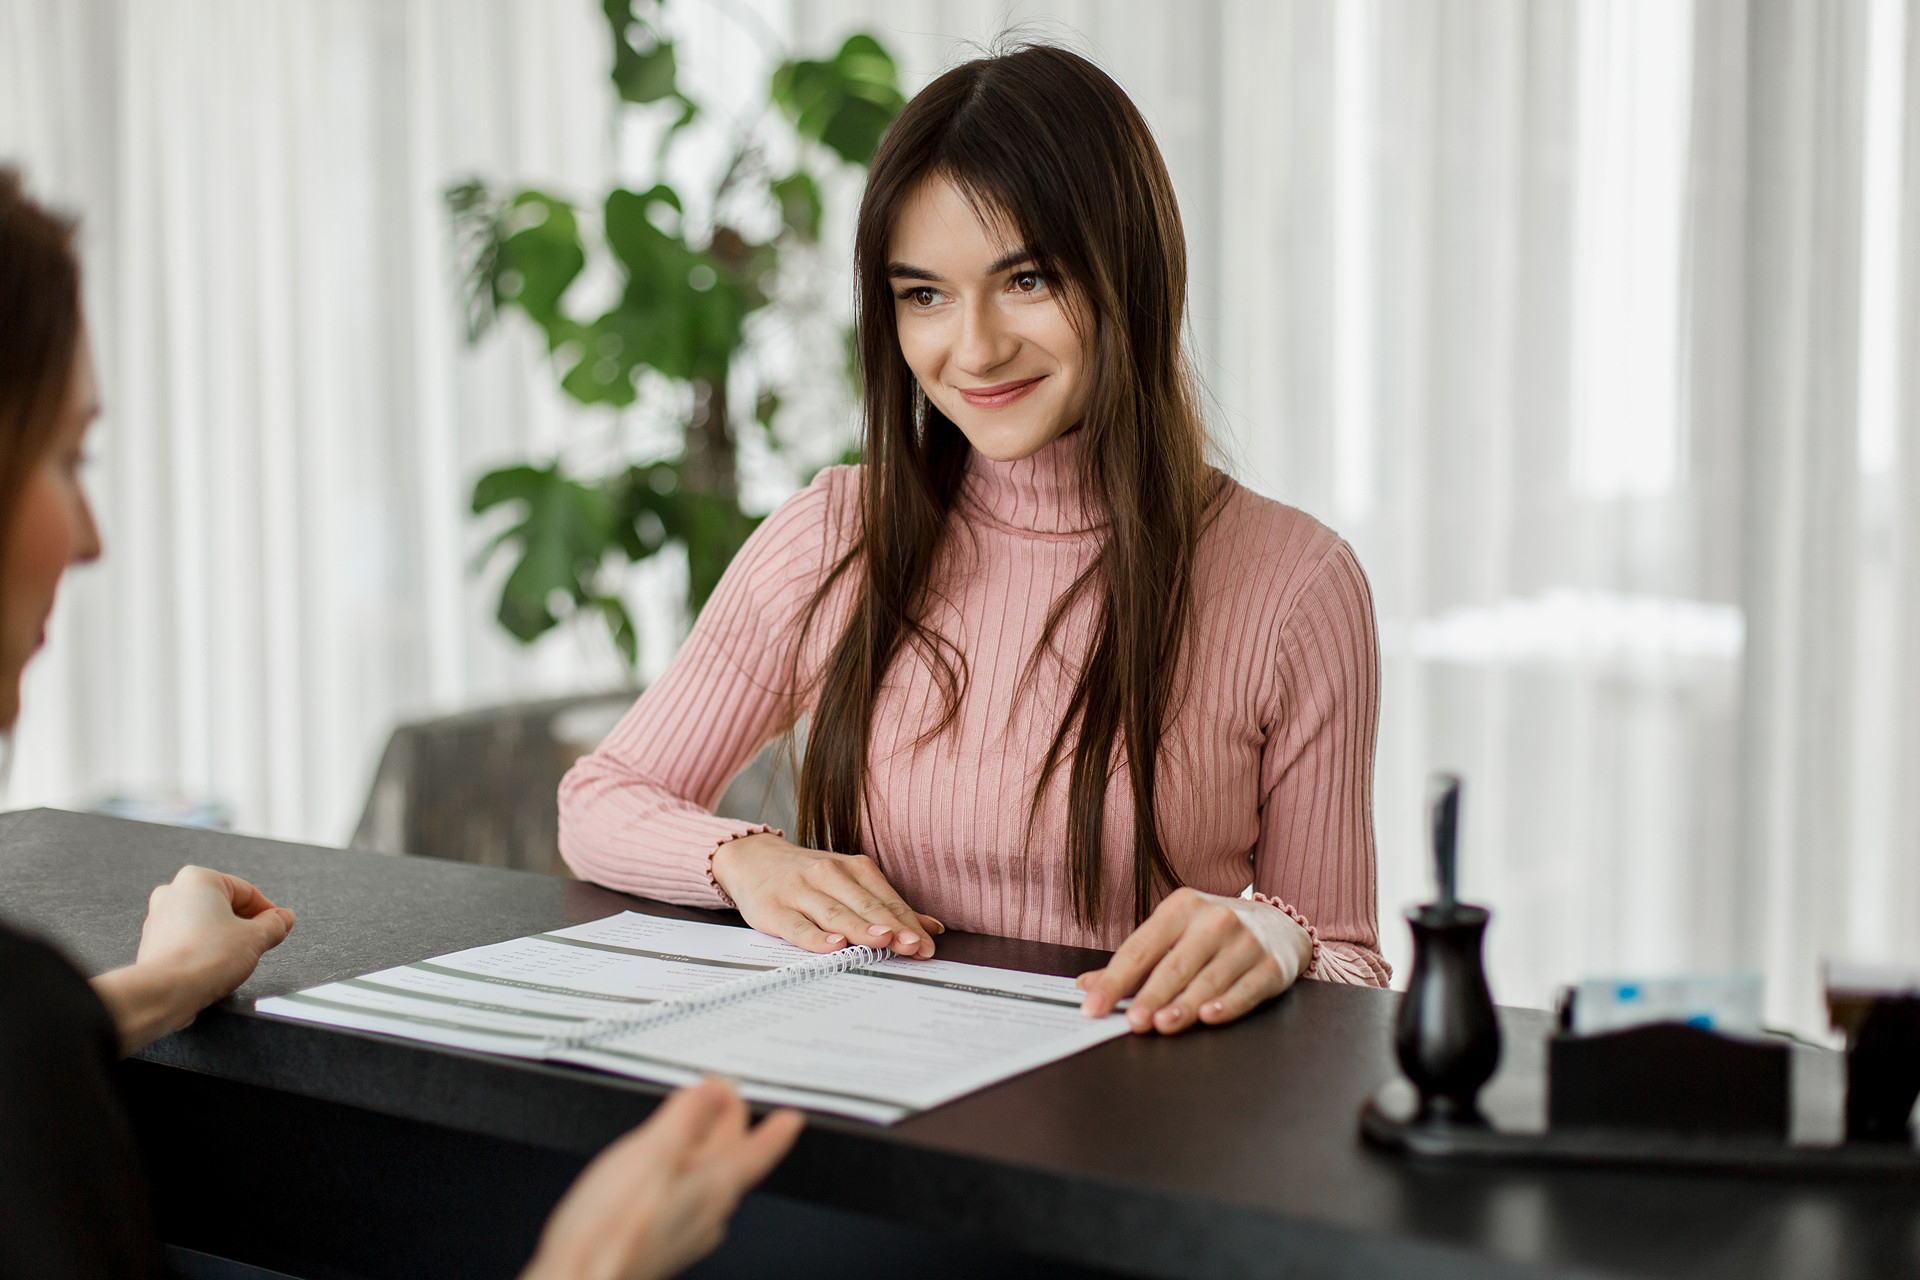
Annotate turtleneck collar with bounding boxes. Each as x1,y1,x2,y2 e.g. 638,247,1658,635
960,429,1103,536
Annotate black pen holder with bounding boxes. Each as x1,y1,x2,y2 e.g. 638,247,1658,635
1548,1023,1789,1138
1395,903,1501,1126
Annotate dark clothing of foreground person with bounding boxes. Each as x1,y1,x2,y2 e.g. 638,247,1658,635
0,921,161,1278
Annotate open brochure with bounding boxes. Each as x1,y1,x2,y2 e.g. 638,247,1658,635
256,911,1131,1124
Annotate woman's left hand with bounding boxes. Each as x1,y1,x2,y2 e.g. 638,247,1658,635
1076,888,1313,1034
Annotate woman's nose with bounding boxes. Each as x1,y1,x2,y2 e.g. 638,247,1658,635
72,494,103,565
953,298,1017,375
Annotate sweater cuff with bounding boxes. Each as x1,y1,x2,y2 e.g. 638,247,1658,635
1250,892,1321,980
707,826,781,909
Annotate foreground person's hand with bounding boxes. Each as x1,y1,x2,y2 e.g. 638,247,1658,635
521,1078,804,1280
711,833,944,958
1076,888,1312,1034
90,865,296,1054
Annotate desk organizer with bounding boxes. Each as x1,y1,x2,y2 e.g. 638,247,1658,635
1362,962,1920,1179
1547,1022,1788,1137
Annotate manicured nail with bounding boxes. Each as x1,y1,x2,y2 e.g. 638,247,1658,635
868,924,889,936
898,932,919,946
825,934,845,946
1204,1001,1225,1018
1157,1006,1182,1027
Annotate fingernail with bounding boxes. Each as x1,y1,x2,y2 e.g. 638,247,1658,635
1205,1001,1224,1017
868,924,889,936
898,932,919,946
825,934,845,946
1157,1007,1181,1028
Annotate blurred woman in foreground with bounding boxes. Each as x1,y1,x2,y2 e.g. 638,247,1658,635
0,166,798,1280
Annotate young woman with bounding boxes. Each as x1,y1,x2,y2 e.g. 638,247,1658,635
0,169,797,1280
561,44,1389,1036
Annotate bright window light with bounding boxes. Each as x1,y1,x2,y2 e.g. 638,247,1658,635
1332,0,1377,524
1568,0,1696,499
1401,590,1744,665
1857,0,1907,476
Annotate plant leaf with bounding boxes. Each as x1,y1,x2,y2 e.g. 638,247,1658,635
770,172,823,241
471,463,617,643
444,178,505,342
591,594,640,666
498,192,586,342
599,186,752,385
603,0,681,104
772,32,906,166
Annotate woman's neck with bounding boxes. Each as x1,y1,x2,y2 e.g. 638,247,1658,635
961,429,1101,535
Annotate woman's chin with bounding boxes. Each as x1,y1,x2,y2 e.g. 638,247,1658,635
956,417,1072,463
0,646,29,730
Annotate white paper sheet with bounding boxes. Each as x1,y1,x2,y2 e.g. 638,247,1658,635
257,912,1130,1123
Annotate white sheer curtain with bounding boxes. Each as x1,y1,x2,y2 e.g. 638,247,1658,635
3,0,1913,1035
1,0,644,844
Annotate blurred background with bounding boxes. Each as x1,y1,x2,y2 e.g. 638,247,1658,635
2,0,1914,1039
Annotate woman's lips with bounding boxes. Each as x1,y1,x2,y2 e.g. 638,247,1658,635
956,376,1043,410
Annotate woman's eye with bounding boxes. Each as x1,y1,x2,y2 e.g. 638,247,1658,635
1011,272,1045,295
897,286,941,308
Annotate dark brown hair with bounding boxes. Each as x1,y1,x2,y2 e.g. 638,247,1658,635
0,167,83,559
794,45,1213,929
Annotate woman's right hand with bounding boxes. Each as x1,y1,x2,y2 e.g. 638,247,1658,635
91,864,297,1055
710,833,943,958
521,1078,803,1280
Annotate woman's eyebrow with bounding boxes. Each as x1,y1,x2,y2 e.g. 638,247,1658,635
887,262,943,281
985,248,1036,275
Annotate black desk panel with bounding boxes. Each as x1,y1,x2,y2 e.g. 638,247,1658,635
3,807,1916,1280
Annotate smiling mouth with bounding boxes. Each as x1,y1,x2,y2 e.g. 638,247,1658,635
955,377,1044,410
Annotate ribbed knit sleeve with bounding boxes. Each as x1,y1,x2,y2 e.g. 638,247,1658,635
556,470,854,905
1252,540,1392,986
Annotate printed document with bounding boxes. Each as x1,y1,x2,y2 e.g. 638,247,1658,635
257,912,1130,1123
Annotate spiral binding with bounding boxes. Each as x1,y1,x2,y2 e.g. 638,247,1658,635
543,943,890,1054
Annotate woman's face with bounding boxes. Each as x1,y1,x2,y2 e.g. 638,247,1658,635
888,176,1091,462
0,328,102,729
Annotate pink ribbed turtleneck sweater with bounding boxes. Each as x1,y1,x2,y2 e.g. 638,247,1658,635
559,433,1389,984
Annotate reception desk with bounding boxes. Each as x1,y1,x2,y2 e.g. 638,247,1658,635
2,807,1915,1280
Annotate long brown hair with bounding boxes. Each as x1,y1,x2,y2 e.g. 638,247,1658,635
794,45,1213,930
0,168,83,560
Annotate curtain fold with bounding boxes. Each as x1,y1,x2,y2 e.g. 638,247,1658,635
1737,0,1869,1031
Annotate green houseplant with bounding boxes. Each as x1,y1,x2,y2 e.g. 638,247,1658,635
448,0,903,665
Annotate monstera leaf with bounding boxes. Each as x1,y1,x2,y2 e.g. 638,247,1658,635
497,193,587,341
603,0,696,129
773,34,905,166
471,464,620,645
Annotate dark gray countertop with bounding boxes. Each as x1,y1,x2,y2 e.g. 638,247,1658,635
4,807,1915,1280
